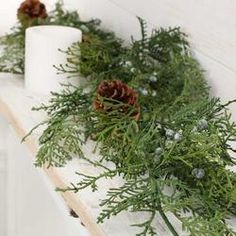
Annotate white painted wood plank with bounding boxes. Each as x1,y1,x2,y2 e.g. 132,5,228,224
194,50,236,121
103,0,236,72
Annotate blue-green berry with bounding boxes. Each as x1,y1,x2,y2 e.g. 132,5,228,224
192,168,205,179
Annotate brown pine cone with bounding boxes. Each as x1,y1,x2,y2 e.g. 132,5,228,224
94,80,140,120
17,0,47,27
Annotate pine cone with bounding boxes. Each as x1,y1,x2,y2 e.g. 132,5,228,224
94,80,140,120
17,0,47,28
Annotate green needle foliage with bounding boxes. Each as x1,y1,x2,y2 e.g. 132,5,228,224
0,27,25,74
25,17,236,236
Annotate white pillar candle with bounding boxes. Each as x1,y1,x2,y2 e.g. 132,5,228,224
25,26,82,95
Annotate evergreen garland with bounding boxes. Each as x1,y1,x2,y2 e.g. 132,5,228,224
23,13,236,236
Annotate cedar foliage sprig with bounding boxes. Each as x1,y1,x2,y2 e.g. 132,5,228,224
0,29,25,74
26,17,236,235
